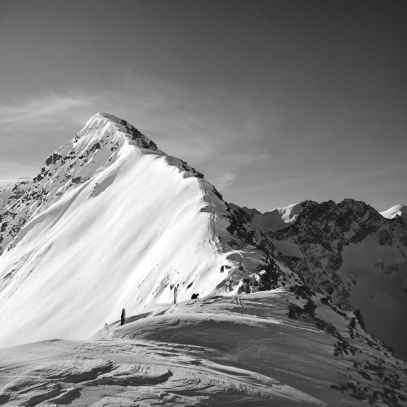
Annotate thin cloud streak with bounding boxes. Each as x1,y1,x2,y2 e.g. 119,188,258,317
230,173,335,193
0,73,276,186
0,93,103,151
319,162,407,190
0,94,100,128
0,158,41,180
209,172,236,191
229,160,407,195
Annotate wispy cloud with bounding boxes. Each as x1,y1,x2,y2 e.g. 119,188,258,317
100,72,277,165
0,72,278,185
0,158,41,180
0,93,103,151
209,172,236,190
229,172,334,193
319,161,407,190
0,94,88,126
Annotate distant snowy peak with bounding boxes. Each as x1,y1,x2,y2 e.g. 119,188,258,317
227,202,303,233
380,204,407,224
258,202,304,231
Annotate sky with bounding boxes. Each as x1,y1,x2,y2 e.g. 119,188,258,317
0,0,406,212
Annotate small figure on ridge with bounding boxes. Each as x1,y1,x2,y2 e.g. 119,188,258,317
225,278,233,292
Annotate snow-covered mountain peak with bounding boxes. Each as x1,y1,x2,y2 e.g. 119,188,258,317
0,113,169,256
0,113,237,347
380,204,407,224
262,202,304,230
74,112,164,154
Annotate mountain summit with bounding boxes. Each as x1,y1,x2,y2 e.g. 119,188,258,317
0,113,221,345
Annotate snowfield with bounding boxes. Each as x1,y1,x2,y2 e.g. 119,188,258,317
0,113,407,406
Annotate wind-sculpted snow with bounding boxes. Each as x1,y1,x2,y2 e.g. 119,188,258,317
1,290,407,406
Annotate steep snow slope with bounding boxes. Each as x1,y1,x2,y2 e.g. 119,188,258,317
0,114,233,347
0,114,163,255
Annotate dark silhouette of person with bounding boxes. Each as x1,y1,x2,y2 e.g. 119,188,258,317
121,308,126,326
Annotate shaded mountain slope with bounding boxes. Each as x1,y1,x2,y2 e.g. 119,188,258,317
222,200,407,361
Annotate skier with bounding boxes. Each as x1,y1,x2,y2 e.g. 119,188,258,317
121,309,126,326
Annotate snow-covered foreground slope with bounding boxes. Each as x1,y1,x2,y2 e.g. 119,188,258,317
1,289,407,406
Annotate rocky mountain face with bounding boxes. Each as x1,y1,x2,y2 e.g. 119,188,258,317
223,199,407,301
216,199,407,361
0,113,406,364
